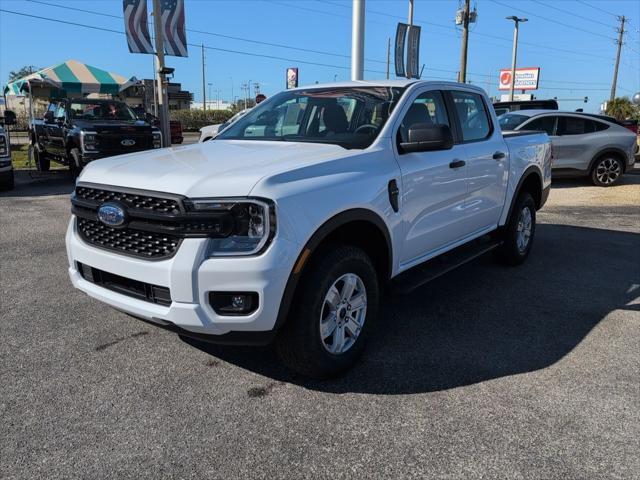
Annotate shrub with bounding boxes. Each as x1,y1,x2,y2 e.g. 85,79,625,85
169,109,234,131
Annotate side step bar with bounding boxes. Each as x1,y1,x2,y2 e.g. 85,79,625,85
390,235,503,295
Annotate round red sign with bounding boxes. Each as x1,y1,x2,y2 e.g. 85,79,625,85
500,71,512,86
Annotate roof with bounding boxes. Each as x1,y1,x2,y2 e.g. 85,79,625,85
4,60,136,97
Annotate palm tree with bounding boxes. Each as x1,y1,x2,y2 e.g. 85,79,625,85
605,97,639,121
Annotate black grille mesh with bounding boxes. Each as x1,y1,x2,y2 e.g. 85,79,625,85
75,187,181,215
77,218,180,259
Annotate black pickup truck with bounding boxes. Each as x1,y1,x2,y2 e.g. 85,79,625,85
30,98,162,175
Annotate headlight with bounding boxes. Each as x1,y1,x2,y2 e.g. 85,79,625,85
81,131,98,152
185,198,275,256
152,131,162,148
0,134,7,157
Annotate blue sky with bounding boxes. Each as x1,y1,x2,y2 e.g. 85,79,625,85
1,0,639,113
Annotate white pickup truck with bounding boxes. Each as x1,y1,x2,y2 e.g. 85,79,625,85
66,80,552,378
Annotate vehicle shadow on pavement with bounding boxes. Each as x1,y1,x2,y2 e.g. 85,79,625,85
183,223,640,394
552,173,640,189
0,170,75,198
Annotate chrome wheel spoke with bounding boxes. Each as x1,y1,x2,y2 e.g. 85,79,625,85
319,273,367,355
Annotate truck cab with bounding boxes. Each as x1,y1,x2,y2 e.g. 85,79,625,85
31,98,162,175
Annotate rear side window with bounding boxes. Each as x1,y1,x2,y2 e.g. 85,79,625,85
524,116,556,136
592,121,609,132
556,116,595,135
498,113,529,131
451,91,491,142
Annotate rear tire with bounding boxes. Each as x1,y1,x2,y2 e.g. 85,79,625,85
0,170,14,191
276,245,379,379
496,192,536,266
34,147,50,172
591,155,623,187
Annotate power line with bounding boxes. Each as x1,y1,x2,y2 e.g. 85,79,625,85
23,0,388,65
530,0,615,30
574,0,619,19
488,0,617,41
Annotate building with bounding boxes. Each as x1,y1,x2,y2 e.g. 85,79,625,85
191,100,233,111
121,79,193,112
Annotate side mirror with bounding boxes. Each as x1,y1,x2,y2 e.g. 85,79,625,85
2,110,16,126
44,111,55,123
399,123,454,153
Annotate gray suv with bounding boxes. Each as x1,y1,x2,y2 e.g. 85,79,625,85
499,110,638,186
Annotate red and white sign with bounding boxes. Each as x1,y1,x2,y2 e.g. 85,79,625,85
498,67,540,91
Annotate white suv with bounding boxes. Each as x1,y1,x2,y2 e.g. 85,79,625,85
67,80,551,377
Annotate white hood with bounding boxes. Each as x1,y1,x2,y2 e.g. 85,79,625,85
78,140,349,197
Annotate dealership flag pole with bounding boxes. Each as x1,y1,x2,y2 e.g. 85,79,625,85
351,0,365,81
152,0,170,147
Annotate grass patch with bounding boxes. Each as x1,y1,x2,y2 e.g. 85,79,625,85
10,144,65,170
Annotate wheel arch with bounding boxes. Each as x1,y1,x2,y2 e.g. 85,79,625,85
273,208,393,331
504,166,544,225
588,147,629,173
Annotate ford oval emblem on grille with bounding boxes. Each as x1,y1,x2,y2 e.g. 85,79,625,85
121,139,136,146
97,203,126,227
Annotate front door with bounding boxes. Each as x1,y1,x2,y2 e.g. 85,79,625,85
551,115,594,170
450,90,509,232
45,102,67,157
394,89,469,268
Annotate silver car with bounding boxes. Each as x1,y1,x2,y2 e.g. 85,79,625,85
498,110,638,186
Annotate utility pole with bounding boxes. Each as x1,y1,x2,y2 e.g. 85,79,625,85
201,44,206,110
506,16,527,102
152,0,170,147
458,0,470,83
610,15,626,102
351,0,365,80
386,37,391,80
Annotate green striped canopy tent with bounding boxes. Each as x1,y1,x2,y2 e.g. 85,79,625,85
4,60,137,97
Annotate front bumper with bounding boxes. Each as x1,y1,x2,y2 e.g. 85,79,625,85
66,216,299,339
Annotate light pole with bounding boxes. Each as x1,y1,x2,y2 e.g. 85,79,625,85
506,16,527,102
208,83,212,110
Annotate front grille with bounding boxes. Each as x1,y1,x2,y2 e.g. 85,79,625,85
77,217,180,259
75,186,181,214
77,262,172,306
99,134,152,152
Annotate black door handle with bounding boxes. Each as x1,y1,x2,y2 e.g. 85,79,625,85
493,151,506,160
449,159,466,169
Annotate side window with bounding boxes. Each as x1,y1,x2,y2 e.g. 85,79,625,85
592,120,609,132
525,116,556,136
399,90,449,143
556,116,593,136
451,91,491,142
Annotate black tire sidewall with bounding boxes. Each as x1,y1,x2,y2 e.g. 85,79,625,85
501,192,536,265
278,246,379,378
70,148,81,177
34,148,50,172
591,156,623,187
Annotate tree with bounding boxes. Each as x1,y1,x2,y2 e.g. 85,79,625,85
8,65,40,82
605,97,640,121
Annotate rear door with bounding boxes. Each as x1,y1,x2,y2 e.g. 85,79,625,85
393,88,470,267
551,115,598,170
449,90,509,233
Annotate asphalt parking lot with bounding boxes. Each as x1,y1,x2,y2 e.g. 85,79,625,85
1,169,639,479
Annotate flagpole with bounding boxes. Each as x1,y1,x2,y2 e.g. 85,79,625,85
152,0,170,147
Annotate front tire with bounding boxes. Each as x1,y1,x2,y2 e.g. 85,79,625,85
496,192,536,266
34,147,50,172
276,245,379,379
69,148,82,178
591,155,623,187
0,170,14,191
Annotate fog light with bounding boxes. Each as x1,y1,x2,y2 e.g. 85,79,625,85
209,292,258,316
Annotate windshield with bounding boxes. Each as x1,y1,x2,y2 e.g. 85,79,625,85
216,87,406,149
69,101,137,121
498,113,529,131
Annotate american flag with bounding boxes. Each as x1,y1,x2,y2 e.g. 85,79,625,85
123,0,154,54
161,0,188,57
